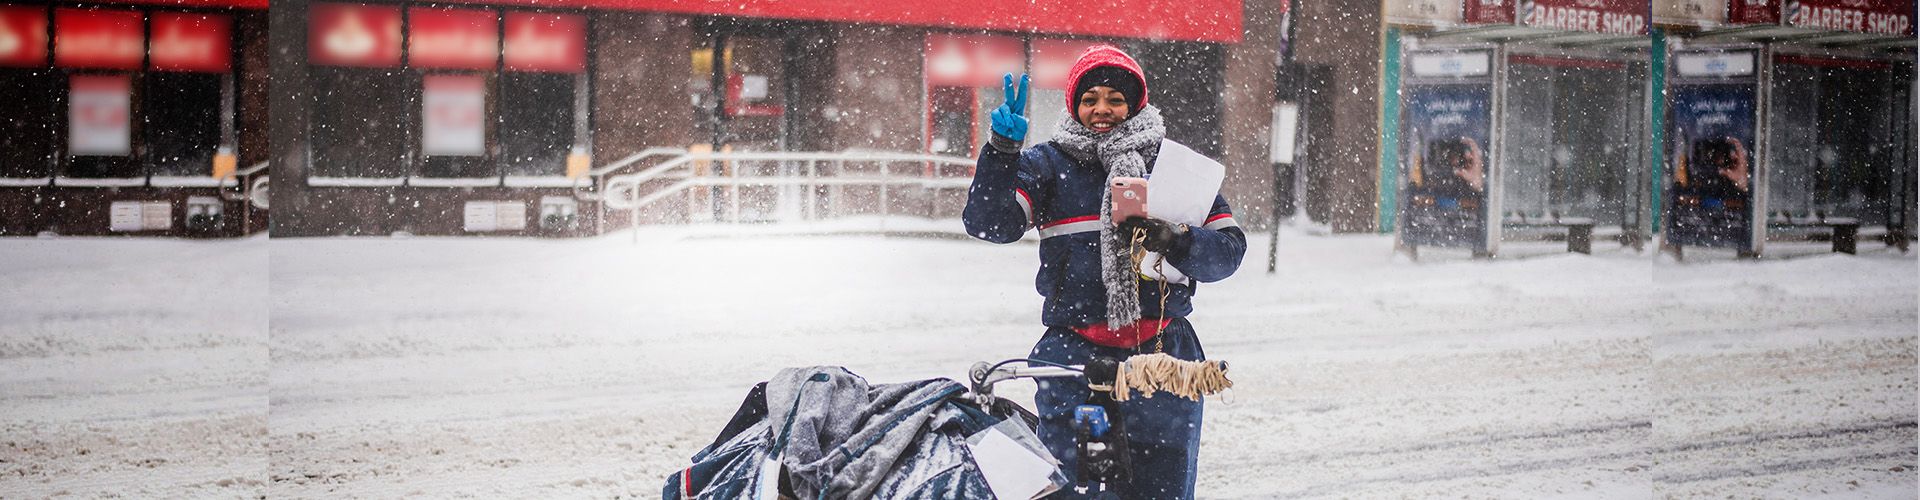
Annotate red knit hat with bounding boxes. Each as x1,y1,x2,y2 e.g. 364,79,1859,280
1064,45,1148,114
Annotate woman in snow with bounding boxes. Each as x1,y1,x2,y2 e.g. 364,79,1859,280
962,45,1246,500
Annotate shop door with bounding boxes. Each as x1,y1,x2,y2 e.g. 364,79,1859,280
691,26,793,221
692,31,789,154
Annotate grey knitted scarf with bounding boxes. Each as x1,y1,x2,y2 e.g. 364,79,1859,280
1049,104,1165,328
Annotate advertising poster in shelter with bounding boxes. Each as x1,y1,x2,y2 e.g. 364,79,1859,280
1400,82,1493,251
1665,83,1757,251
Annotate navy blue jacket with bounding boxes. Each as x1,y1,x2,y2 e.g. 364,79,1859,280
963,142,1246,328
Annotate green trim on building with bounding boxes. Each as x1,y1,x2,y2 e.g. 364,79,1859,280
1650,27,1666,232
1378,27,1402,234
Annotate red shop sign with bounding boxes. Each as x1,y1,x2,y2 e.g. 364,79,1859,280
923,33,1023,88
309,2,401,67
0,5,47,67
1788,0,1915,36
410,8,497,70
1030,39,1106,90
54,8,143,70
1521,0,1648,35
1464,0,1517,25
1730,0,1781,25
150,13,231,72
504,12,584,72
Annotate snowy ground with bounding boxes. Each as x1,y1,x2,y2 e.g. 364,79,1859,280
2,218,1913,499
1,236,268,499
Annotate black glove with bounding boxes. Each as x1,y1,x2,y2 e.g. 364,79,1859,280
1120,216,1189,255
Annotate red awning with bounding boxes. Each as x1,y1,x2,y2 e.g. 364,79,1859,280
86,0,267,9
414,0,1243,43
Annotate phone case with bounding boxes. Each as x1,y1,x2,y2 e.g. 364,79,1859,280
1110,177,1148,225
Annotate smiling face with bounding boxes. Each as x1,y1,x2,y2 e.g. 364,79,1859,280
1075,86,1131,132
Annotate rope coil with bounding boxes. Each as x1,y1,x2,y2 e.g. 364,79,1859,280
1109,353,1232,402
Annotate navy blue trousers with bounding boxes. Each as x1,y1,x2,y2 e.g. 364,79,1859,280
1029,319,1205,500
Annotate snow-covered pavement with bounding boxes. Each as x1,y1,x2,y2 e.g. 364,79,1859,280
2,219,1912,499
1,236,268,499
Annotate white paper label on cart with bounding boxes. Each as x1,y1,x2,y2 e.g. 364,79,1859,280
967,427,1061,500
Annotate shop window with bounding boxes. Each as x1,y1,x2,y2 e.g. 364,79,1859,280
724,36,786,152
0,4,52,179
0,6,235,181
498,71,574,176
927,86,974,156
143,72,222,177
57,8,142,179
500,11,585,178
0,68,56,178
307,3,585,180
312,67,409,178
146,12,233,179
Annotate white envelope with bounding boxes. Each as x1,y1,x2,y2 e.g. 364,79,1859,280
1143,140,1226,284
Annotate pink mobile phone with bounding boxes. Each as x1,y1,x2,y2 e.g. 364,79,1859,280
1110,177,1148,225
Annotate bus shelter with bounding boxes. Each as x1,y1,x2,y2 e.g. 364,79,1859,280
1385,0,1651,257
1656,0,1915,257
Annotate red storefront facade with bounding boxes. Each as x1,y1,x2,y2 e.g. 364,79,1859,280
0,0,269,237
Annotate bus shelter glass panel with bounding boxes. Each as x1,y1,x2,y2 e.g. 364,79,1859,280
1767,59,1914,228
1501,59,1646,228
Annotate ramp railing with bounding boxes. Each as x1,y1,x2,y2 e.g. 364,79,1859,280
582,150,977,239
218,161,271,210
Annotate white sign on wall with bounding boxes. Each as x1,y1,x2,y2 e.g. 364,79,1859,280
422,74,486,156
1386,0,1465,25
1271,102,1298,164
109,201,143,231
1654,0,1728,26
110,201,171,231
1409,51,1491,77
1674,52,1754,77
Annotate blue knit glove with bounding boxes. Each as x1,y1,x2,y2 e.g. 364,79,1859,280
988,74,1029,153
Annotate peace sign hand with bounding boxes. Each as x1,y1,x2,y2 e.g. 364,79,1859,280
989,74,1030,151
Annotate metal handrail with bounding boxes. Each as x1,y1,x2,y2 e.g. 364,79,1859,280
219,161,269,204
596,150,978,239
602,151,976,210
572,147,689,202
